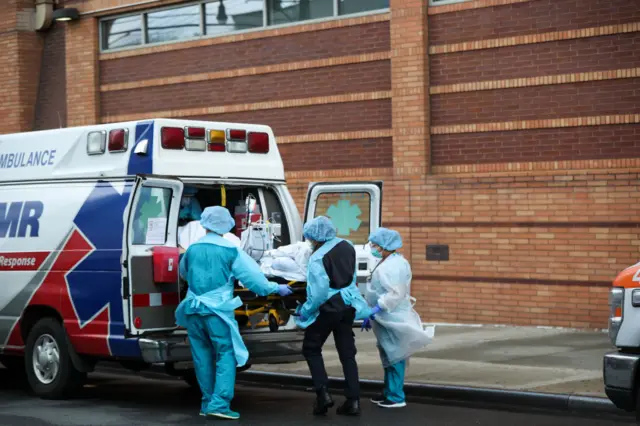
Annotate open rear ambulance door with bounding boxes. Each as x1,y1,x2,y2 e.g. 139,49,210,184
304,181,383,251
123,175,184,335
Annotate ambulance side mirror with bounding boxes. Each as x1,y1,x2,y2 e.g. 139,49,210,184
152,246,180,284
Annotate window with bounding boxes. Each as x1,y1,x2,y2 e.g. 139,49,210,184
146,4,202,44
100,0,389,52
131,186,172,245
205,1,264,37
101,15,143,50
338,0,389,16
314,192,370,244
267,0,333,26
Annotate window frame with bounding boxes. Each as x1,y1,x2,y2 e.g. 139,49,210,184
98,0,389,53
428,0,470,6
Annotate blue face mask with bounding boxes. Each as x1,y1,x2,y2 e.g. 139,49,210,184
371,248,382,258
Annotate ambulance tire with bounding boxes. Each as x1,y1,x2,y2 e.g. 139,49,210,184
25,318,87,400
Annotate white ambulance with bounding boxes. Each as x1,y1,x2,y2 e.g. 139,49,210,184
0,119,382,399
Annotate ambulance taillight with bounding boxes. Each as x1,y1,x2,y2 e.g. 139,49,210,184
108,129,128,152
87,131,106,155
161,127,185,150
227,129,248,153
185,127,206,151
248,132,269,154
208,130,226,152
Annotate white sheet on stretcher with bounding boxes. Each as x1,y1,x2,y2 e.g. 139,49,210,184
259,242,311,282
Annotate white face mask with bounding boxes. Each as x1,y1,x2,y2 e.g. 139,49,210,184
306,240,315,251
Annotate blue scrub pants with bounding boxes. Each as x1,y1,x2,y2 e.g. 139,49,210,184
186,314,236,414
378,346,406,403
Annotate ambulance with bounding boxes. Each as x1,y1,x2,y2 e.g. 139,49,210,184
0,119,382,399
603,260,640,420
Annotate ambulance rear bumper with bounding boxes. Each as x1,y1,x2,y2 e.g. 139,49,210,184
138,331,305,365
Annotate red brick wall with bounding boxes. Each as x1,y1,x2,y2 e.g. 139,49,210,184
189,99,392,137
100,21,390,84
430,33,640,86
101,60,391,116
428,0,640,44
34,23,67,130
431,79,640,125
432,125,640,165
279,138,393,171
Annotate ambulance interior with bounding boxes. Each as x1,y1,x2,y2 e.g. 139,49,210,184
177,183,307,332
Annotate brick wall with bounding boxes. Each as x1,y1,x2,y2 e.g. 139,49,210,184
34,23,67,130
430,33,640,86
431,79,640,125
0,1,44,134
428,0,640,44
101,60,391,116
188,99,392,137
100,21,390,84
279,138,393,171
432,125,640,165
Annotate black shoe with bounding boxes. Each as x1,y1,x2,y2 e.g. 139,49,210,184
313,387,334,416
377,399,406,408
370,394,385,404
336,399,361,416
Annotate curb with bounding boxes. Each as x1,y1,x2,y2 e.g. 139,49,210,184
237,371,633,418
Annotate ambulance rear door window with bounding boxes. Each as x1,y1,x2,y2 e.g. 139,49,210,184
131,186,172,245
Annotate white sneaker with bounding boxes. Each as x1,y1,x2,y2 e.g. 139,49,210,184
377,399,407,408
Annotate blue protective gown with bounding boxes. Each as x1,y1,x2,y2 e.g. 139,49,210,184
176,233,278,415
294,237,371,329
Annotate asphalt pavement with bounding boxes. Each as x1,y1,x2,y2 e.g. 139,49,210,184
0,367,634,426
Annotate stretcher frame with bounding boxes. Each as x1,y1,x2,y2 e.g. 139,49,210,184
233,278,306,331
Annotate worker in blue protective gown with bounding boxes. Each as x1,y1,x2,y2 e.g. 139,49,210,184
361,228,433,409
295,216,372,417
179,187,203,221
176,206,293,420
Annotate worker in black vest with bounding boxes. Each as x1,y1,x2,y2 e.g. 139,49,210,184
294,216,371,417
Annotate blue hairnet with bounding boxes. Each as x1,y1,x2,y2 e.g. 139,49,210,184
303,216,337,242
369,228,403,251
200,206,235,234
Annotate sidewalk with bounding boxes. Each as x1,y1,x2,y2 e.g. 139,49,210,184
255,325,613,398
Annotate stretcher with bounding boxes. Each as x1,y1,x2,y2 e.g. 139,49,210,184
233,277,306,331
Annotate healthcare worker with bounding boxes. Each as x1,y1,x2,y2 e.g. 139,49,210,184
295,216,371,417
176,206,293,420
361,228,432,408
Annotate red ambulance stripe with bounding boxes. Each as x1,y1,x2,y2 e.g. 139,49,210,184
132,292,179,307
0,252,50,271
162,292,180,306
132,293,150,308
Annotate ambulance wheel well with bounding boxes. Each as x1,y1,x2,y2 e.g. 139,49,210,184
20,305,63,342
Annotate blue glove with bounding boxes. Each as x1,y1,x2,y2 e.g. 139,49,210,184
361,317,372,332
370,305,382,318
277,284,293,297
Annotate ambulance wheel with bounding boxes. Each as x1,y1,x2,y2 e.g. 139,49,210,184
268,314,279,332
25,317,86,399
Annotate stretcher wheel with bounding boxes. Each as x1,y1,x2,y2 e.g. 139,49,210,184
268,314,279,332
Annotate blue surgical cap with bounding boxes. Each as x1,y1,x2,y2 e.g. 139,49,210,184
303,216,337,243
369,228,403,251
200,206,235,235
